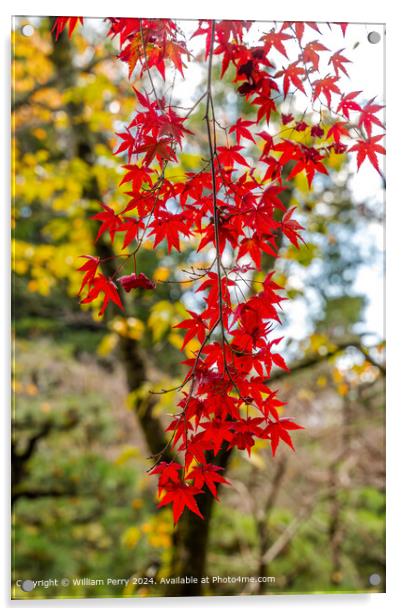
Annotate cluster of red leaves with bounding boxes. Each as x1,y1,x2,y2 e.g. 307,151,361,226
54,17,385,524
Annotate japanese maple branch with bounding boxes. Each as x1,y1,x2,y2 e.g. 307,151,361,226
139,19,164,112
204,20,226,360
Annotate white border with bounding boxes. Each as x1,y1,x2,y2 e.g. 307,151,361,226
2,1,400,614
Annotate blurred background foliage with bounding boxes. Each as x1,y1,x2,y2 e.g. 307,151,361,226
12,17,385,598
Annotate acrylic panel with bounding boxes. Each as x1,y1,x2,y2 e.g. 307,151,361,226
11,16,385,600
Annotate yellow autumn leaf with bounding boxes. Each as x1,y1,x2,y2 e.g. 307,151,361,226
121,527,140,548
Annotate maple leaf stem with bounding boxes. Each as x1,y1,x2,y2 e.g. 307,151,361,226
130,160,168,260
149,317,219,397
203,21,245,399
204,20,227,363
146,430,177,471
181,318,219,399
139,19,164,113
184,91,208,120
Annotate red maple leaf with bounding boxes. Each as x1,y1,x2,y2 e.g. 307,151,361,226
165,415,193,448
260,30,292,58
228,417,264,455
336,91,362,119
117,217,143,249
275,141,328,187
336,22,348,37
312,76,341,107
187,463,230,497
252,91,278,123
150,461,182,493
164,39,191,77
199,418,234,456
302,40,329,71
281,207,305,248
114,128,136,160
238,234,277,268
349,135,385,173
217,145,249,168
134,136,177,166
358,99,385,137
157,108,193,147
92,203,122,242
117,273,156,292
80,275,123,316
119,164,152,190
263,418,304,456
329,49,351,78
52,17,83,40
281,22,321,43
158,483,204,525
229,118,256,143
77,255,100,295
327,122,349,143
281,113,294,125
276,63,306,97
149,211,193,253
175,310,207,350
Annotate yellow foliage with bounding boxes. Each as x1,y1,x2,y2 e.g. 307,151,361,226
164,165,185,181
148,301,174,341
316,375,328,388
179,153,203,169
121,526,141,548
25,383,39,396
12,379,22,394
126,384,153,417
97,333,119,357
12,18,138,318
308,333,336,355
252,271,265,292
294,172,310,194
183,337,201,358
148,300,186,342
115,446,140,466
110,316,145,341
337,383,349,397
140,511,172,551
326,149,346,171
153,265,170,282
167,332,184,350
126,317,145,340
332,367,344,384
131,498,144,510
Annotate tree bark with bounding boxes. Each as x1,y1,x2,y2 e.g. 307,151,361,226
167,448,232,596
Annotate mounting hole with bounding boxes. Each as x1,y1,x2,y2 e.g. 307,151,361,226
21,579,35,592
21,24,34,37
368,31,381,44
369,573,381,586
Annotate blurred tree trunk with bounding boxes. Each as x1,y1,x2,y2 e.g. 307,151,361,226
256,458,287,593
167,447,231,595
328,398,353,586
